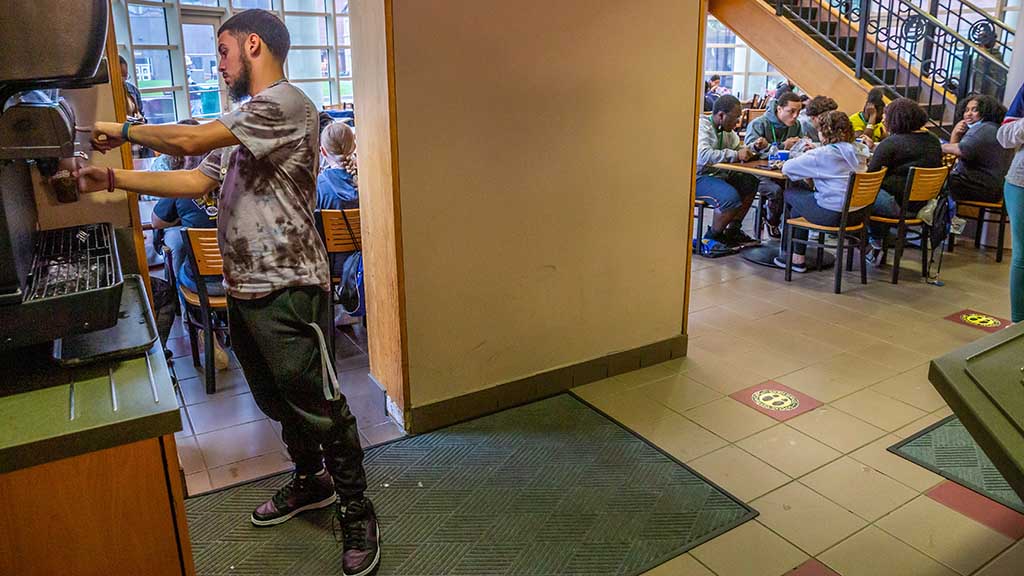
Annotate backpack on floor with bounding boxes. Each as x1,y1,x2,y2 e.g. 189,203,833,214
337,251,365,317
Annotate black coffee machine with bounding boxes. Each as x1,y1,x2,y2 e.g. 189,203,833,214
0,1,124,352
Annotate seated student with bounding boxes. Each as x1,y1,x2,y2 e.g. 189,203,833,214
865,98,944,255
850,87,887,147
151,151,228,369
317,121,363,325
745,91,804,237
775,111,871,272
695,95,762,257
943,94,1013,204
798,95,838,144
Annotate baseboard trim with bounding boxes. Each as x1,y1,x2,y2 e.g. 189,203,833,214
407,334,688,434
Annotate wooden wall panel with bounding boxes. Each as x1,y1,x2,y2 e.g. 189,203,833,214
350,0,409,422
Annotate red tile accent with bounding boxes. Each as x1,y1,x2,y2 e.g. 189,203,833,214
729,381,823,422
926,480,1024,540
787,558,841,576
943,309,1011,333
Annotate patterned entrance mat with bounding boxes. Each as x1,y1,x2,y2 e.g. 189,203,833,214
889,415,1024,514
186,394,756,575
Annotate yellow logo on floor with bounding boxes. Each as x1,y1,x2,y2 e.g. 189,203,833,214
752,389,799,411
961,313,1001,328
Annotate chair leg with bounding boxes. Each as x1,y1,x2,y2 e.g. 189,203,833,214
997,205,1007,263
921,228,930,278
204,310,216,394
846,238,855,273
974,208,985,248
694,206,704,254
816,233,825,271
754,194,765,241
860,229,868,285
892,223,907,285
879,230,889,267
785,229,795,283
187,316,200,368
833,231,845,294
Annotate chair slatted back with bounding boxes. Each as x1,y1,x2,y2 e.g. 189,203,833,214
318,209,362,254
906,165,948,203
849,167,887,209
184,228,223,277
747,108,766,123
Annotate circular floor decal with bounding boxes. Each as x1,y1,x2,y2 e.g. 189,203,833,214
961,313,1002,328
752,389,800,411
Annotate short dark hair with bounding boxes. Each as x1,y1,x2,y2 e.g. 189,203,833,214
865,87,886,112
883,98,928,134
776,91,802,110
712,94,741,115
218,9,290,60
963,94,1007,123
805,95,838,117
710,74,721,82
118,55,128,66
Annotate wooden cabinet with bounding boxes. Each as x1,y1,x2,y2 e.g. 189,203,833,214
0,435,195,576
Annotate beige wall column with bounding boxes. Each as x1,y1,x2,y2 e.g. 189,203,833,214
352,0,703,431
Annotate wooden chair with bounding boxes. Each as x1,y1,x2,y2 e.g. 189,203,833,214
869,165,948,284
315,209,363,353
693,199,711,253
180,228,229,394
781,168,887,293
947,199,1008,263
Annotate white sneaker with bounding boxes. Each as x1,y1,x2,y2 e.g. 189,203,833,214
198,329,230,370
334,309,360,327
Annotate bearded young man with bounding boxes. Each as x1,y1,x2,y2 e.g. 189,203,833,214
73,10,380,576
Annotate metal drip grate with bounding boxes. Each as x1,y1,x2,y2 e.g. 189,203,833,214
26,224,115,301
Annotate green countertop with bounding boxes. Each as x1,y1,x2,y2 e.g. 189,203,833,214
929,322,1024,501
0,342,181,474
0,227,180,474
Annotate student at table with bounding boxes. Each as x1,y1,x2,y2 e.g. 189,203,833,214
944,94,1012,204
850,87,887,147
744,91,804,238
775,111,871,272
798,95,838,144
696,95,762,256
865,98,944,256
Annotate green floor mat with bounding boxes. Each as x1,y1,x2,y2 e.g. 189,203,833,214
889,415,1024,514
186,394,756,575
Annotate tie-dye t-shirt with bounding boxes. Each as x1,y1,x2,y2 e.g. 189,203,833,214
199,80,330,296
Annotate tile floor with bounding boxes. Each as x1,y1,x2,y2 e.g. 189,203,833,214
169,320,404,496
573,238,1024,575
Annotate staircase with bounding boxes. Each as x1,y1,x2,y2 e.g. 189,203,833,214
712,0,1013,138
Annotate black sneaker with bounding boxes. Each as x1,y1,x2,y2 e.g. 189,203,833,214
723,227,760,248
251,470,337,526
773,255,807,273
336,497,381,576
765,222,782,239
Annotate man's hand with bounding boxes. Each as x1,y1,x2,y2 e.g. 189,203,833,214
782,136,801,150
72,165,111,193
89,121,126,153
752,137,769,151
737,147,754,162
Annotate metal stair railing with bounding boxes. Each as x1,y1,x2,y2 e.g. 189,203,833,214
771,0,1011,137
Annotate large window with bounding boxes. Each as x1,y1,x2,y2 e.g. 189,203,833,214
112,0,356,126
704,18,787,100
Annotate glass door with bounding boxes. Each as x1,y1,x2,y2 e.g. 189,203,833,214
181,15,225,120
